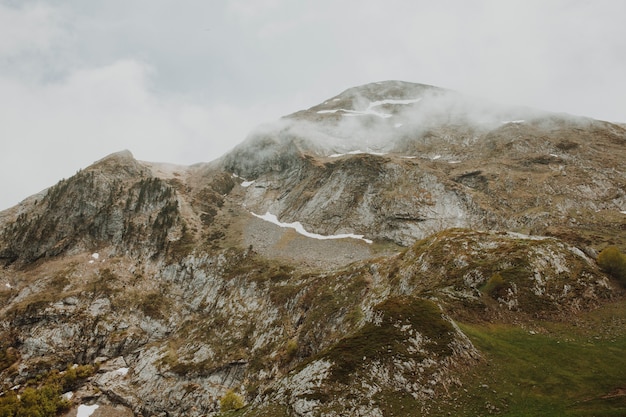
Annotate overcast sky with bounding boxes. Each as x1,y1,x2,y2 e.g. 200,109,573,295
1,0,625,210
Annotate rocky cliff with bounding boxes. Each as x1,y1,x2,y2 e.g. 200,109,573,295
1,81,625,416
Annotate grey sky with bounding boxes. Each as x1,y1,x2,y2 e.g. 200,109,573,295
1,0,625,210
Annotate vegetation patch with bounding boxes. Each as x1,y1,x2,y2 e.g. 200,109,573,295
452,306,626,417
323,296,454,384
373,389,421,416
0,364,94,417
219,389,245,412
598,246,626,287
481,272,508,298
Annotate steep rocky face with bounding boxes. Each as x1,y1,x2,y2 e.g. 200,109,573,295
0,226,617,416
0,151,178,265
224,82,626,248
1,81,625,417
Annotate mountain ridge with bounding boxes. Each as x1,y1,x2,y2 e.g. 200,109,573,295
1,80,626,416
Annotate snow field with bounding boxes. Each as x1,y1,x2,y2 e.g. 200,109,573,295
77,404,99,417
251,211,372,244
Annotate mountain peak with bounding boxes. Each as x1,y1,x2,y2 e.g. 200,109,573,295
222,80,559,178
1,80,626,417
334,80,444,100
88,149,148,179
289,80,448,121
94,149,135,163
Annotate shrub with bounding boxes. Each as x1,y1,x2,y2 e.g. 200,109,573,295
0,384,70,417
285,339,298,361
60,364,95,391
219,389,245,412
0,365,92,417
482,273,507,298
597,246,626,286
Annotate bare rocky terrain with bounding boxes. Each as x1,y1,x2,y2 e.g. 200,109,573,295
0,81,625,416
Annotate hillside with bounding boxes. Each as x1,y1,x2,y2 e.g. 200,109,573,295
1,81,625,417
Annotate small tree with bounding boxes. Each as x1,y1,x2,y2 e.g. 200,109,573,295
597,246,626,286
219,389,244,412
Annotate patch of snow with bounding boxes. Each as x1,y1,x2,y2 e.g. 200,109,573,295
5,283,11,289
77,404,99,417
506,231,548,241
333,98,340,101
394,123,403,128
448,160,462,164
241,180,255,187
88,260,94,264
62,391,73,401
569,246,591,262
549,153,559,157
251,211,372,244
370,98,422,107
621,211,626,215
432,155,441,160
113,367,129,376
501,120,525,124
91,253,99,260
402,156,416,159
318,97,421,119
329,149,386,158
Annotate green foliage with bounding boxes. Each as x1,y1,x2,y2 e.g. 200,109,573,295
133,177,174,213
58,364,95,392
597,246,626,286
0,384,69,417
0,391,18,417
0,364,93,417
285,339,298,361
457,311,626,417
220,389,245,412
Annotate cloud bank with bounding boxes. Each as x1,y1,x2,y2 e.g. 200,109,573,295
1,0,625,209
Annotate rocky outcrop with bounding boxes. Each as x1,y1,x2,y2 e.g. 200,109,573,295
0,81,625,416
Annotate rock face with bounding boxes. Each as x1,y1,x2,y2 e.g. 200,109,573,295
0,81,625,416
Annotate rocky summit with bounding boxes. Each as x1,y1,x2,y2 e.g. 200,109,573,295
1,81,625,417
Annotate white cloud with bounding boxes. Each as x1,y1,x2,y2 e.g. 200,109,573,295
0,3,64,56
1,0,625,210
0,59,275,209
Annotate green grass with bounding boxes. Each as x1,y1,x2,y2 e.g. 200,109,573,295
453,308,626,416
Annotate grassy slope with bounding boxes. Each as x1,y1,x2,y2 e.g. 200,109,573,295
454,300,626,417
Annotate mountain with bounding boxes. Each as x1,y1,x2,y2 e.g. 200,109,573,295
1,81,625,417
